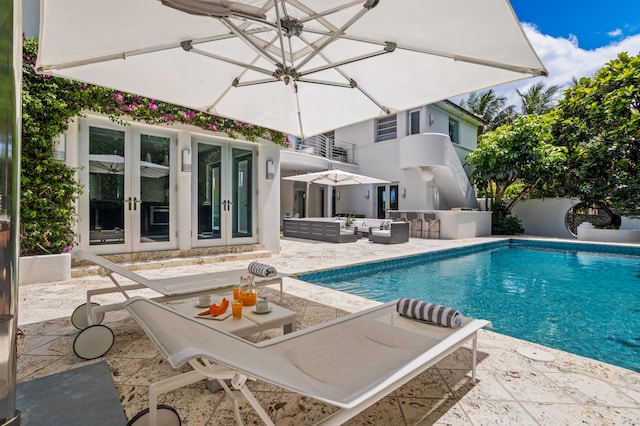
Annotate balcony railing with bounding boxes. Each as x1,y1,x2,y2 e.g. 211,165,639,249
288,134,357,164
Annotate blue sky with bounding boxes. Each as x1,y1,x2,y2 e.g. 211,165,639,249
472,0,640,107
510,0,640,50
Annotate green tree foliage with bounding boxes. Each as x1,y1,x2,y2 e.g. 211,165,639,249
21,36,285,255
553,52,640,217
467,114,567,233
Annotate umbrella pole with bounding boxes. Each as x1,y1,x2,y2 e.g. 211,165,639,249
0,1,22,424
305,182,310,218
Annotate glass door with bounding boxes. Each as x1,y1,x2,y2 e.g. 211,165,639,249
230,148,253,239
194,142,255,245
84,124,176,253
376,184,398,218
135,132,173,251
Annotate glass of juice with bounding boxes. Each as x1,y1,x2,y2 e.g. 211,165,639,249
232,300,243,319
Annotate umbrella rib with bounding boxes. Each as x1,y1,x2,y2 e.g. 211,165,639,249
296,78,355,88
295,5,372,70
296,0,364,24
35,30,270,73
232,78,279,87
188,45,275,77
272,0,291,70
297,42,396,77
221,17,281,68
307,30,548,77
296,33,390,114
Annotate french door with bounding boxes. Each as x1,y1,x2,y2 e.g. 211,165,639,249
81,123,176,254
193,140,256,246
376,184,399,218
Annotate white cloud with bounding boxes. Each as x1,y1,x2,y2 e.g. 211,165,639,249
608,28,623,37
457,24,640,109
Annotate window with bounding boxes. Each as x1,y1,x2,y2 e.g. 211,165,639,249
408,109,420,135
376,115,397,142
448,118,459,143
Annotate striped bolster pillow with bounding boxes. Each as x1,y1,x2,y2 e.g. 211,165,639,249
248,261,277,277
396,298,462,328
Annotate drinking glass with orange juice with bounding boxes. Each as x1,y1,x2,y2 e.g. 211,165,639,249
232,300,243,319
232,287,241,300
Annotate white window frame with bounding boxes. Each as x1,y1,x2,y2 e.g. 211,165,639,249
408,109,420,135
376,115,397,142
448,118,459,143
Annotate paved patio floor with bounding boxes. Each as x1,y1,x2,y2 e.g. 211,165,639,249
16,236,640,425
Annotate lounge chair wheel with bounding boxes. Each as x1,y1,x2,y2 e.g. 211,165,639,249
73,324,114,360
126,405,181,426
71,302,105,329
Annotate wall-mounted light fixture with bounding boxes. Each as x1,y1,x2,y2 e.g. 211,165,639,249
401,187,407,198
53,134,66,161
336,191,341,200
181,148,192,172
266,159,275,180
365,189,370,199
429,113,435,126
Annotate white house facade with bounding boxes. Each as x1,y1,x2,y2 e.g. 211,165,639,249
280,100,485,221
59,114,282,256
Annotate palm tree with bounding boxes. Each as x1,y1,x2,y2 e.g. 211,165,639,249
459,89,517,132
517,81,561,115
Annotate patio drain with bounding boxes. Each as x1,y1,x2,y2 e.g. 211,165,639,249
516,346,556,362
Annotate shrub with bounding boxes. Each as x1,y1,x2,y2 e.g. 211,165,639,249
491,203,524,235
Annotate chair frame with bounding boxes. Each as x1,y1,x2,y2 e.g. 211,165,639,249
124,297,491,425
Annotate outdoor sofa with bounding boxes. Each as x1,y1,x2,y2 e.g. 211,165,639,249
283,218,359,243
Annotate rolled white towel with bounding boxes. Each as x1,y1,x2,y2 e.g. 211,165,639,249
396,298,462,328
248,261,277,277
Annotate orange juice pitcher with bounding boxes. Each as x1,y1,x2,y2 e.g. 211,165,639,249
240,275,257,306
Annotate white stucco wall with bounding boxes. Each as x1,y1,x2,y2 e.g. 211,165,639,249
258,142,281,253
510,198,579,239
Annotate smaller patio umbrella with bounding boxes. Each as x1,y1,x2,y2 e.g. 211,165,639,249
283,169,390,186
283,169,389,216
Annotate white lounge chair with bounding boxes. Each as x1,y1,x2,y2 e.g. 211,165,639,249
123,296,491,426
70,250,287,360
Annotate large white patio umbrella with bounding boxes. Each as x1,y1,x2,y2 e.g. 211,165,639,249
36,0,547,138
283,169,389,216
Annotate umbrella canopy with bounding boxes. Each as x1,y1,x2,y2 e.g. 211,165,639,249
283,169,389,186
36,0,546,137
284,169,389,217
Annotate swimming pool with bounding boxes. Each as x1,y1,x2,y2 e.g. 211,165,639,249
298,240,640,372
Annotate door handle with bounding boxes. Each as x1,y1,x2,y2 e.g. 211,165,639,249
125,197,132,210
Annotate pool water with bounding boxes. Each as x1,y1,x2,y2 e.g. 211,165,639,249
301,244,640,372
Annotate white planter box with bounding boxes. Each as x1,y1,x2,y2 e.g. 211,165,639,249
19,252,71,285
577,223,640,243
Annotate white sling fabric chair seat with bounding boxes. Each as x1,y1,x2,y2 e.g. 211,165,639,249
124,296,491,424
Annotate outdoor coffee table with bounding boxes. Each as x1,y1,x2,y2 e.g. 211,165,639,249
172,295,297,337
172,295,297,394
